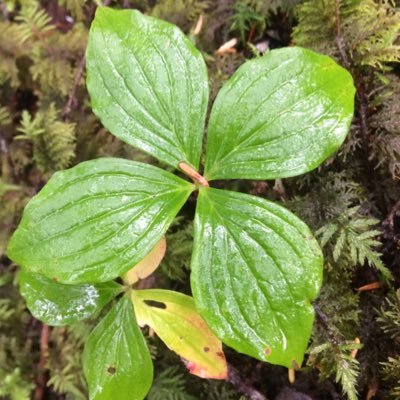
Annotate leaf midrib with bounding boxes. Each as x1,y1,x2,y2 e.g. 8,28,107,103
16,187,189,257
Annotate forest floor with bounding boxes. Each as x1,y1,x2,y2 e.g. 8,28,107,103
1,1,400,399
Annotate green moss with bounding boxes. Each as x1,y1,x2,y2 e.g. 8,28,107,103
0,0,399,398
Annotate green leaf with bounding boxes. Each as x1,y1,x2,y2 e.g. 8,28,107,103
7,158,193,284
204,47,355,180
18,269,122,326
191,187,323,368
83,296,153,400
131,289,227,380
86,7,209,170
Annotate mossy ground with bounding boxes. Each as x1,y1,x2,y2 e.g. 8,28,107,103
0,1,399,399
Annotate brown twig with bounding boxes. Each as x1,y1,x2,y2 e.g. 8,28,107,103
333,0,351,70
0,136,19,182
333,0,368,143
247,25,256,44
179,162,209,187
384,199,400,232
193,14,204,36
314,304,340,346
333,0,389,214
62,0,112,121
382,198,400,250
0,2,9,19
355,82,371,143
227,364,268,400
333,0,368,141
350,337,361,359
62,54,86,121
34,324,50,400
356,281,382,292
273,179,288,202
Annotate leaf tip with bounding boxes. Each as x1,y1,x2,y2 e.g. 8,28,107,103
181,352,228,380
178,162,209,187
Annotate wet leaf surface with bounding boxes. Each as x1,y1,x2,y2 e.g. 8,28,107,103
204,47,355,180
191,187,323,367
8,158,193,284
83,296,153,400
132,289,227,379
19,269,122,326
86,7,209,170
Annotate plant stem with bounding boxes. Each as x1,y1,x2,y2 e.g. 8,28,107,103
34,324,50,400
62,54,86,121
179,162,209,187
227,364,268,400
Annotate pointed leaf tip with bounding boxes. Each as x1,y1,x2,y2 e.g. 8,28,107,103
204,47,355,180
191,187,323,368
87,7,209,169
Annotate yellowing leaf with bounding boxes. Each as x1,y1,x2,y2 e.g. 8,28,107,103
123,237,166,285
131,289,227,380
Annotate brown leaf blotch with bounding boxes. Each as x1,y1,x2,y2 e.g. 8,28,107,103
264,347,271,356
203,347,210,352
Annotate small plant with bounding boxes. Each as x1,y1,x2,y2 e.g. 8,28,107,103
7,7,355,400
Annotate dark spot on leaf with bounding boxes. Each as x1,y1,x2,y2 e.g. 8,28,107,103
144,300,166,309
264,347,271,356
179,336,183,340
107,366,116,374
216,351,224,358
52,277,59,282
203,347,210,352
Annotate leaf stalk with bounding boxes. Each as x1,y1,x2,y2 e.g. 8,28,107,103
179,162,209,187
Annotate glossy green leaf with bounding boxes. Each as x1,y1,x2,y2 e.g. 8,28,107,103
204,47,355,180
83,296,153,400
191,187,323,368
131,289,227,379
19,269,122,326
86,7,209,170
7,158,193,284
